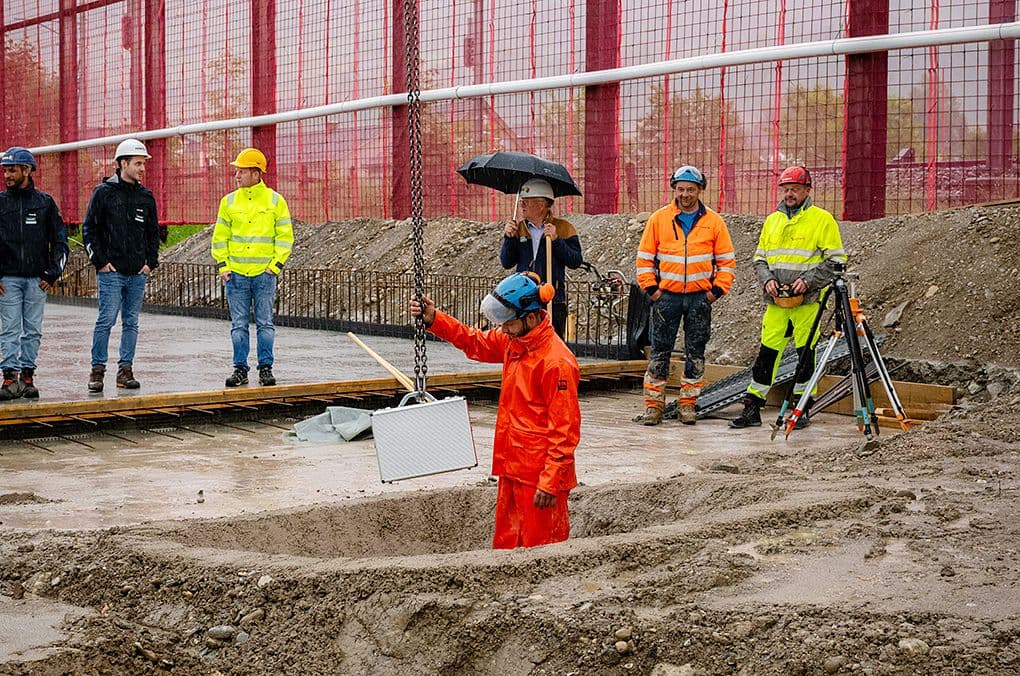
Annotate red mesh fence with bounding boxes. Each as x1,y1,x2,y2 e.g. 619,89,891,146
1,0,1017,227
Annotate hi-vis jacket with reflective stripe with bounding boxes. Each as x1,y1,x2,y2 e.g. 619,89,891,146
211,181,294,277
635,201,736,296
752,202,847,304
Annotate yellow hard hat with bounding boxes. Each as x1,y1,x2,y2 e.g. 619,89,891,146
229,148,267,173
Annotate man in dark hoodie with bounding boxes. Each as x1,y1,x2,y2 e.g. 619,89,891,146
0,147,69,400
82,138,160,393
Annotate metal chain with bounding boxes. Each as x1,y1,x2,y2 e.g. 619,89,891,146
404,0,428,395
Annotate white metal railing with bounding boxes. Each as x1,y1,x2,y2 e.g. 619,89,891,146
30,21,1020,156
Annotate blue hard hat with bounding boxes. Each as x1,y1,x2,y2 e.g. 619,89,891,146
669,165,706,188
1,147,36,170
480,273,550,324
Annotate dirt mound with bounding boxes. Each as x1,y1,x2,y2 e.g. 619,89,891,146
163,204,1020,368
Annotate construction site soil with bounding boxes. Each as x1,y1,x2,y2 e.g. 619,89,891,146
2,204,1019,674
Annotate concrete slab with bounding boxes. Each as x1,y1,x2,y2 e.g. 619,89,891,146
14,302,497,403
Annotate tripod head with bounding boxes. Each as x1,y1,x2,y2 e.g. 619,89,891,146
829,262,859,296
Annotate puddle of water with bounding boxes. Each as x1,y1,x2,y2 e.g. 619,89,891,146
0,594,91,663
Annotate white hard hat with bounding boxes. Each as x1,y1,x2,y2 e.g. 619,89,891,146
114,138,151,161
518,178,554,200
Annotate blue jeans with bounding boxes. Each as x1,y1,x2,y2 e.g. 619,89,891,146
0,276,47,371
91,271,147,367
225,271,277,370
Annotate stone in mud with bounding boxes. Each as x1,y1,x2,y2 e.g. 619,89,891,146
615,640,631,654
823,655,846,673
208,625,237,640
240,608,265,626
614,626,633,641
897,637,930,655
257,575,273,588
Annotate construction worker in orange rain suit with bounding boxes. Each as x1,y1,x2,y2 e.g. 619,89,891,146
729,166,847,430
410,272,580,549
635,165,736,426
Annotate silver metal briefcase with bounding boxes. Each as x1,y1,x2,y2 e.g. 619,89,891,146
371,392,479,483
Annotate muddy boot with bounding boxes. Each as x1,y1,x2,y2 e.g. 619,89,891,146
225,367,249,387
729,395,763,429
19,368,39,399
116,364,140,389
88,365,105,393
639,406,663,426
679,401,697,425
258,365,276,386
0,369,21,401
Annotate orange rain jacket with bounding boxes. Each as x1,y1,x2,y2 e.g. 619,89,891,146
635,201,736,296
429,310,580,495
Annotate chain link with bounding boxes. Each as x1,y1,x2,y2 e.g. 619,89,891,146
404,0,428,395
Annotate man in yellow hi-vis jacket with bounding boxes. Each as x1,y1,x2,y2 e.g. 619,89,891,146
211,148,294,387
730,166,846,429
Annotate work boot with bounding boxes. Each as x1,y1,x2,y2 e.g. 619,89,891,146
640,406,663,426
729,395,763,428
225,367,249,387
88,365,105,393
19,368,39,399
258,365,276,387
679,402,697,425
0,369,21,401
116,365,140,389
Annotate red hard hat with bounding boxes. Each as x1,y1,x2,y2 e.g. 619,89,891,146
778,166,811,187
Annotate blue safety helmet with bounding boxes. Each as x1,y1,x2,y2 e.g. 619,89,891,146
480,273,552,324
669,165,706,189
1,147,36,171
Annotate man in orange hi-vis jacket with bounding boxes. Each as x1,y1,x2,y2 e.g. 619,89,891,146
410,272,580,549
635,165,736,426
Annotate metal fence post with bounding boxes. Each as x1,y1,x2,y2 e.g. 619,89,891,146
251,0,278,187
844,0,890,221
584,0,621,214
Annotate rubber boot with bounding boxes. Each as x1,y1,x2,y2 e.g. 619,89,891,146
639,406,663,426
116,364,140,389
679,401,697,425
88,365,105,393
19,368,39,399
729,395,764,428
0,369,21,401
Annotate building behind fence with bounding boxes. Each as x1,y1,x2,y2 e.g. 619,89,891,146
4,0,1018,225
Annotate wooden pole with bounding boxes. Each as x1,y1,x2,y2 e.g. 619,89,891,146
545,234,553,313
346,332,415,392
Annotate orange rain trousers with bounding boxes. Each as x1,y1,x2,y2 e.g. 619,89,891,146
493,477,570,549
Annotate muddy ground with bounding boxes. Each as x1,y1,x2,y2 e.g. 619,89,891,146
2,204,1019,674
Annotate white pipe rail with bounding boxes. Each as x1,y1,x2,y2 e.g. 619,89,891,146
30,21,1020,155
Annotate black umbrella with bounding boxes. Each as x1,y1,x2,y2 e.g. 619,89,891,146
457,151,582,197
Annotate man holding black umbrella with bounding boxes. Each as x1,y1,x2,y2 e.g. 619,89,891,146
499,178,583,338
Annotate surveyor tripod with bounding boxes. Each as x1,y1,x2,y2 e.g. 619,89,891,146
774,270,910,440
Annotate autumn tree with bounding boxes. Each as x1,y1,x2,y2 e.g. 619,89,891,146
2,38,60,144
779,84,844,167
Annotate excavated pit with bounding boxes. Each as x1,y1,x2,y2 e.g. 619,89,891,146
154,479,799,560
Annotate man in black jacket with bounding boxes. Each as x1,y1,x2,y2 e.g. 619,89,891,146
0,147,68,400
82,138,160,393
